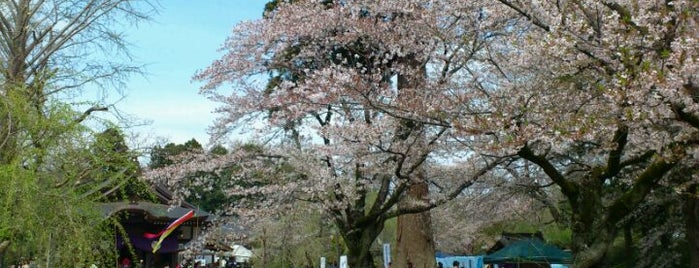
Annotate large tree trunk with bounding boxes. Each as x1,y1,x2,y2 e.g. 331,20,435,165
341,220,385,268
393,53,435,268
569,179,612,268
571,239,611,268
395,180,436,268
684,184,699,268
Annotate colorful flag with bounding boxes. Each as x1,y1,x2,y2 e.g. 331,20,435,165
144,210,194,253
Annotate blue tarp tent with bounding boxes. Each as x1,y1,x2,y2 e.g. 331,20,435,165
436,256,483,268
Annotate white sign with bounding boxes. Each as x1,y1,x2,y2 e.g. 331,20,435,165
320,257,326,268
383,243,391,268
340,255,348,268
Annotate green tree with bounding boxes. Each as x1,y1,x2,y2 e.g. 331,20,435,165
149,140,233,213
150,139,205,169
0,0,154,265
91,127,150,201
0,94,136,266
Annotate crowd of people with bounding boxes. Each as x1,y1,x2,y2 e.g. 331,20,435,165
180,257,251,268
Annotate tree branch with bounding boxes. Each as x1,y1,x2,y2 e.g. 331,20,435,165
606,155,677,224
384,158,502,219
619,150,655,169
367,174,391,216
74,106,108,123
518,144,579,199
673,103,699,129
496,0,551,32
601,1,646,34
601,124,628,179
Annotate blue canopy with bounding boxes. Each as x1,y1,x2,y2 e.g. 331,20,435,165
436,256,483,268
483,239,572,264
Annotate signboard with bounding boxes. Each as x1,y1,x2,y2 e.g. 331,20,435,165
383,243,391,268
340,255,348,268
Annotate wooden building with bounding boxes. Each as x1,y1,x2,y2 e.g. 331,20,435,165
101,185,211,268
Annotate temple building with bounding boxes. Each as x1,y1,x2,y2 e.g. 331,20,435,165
101,184,211,268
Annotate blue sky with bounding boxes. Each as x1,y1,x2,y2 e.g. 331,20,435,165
112,1,267,146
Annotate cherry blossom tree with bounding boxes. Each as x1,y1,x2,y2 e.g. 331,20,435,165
461,1,699,267
148,1,512,268
152,1,698,267
431,172,541,255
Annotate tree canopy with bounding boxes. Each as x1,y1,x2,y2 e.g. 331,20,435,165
149,1,698,267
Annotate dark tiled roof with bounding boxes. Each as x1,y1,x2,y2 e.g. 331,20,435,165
99,201,210,222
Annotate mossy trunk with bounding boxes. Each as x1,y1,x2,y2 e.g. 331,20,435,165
570,219,613,266
569,177,614,268
684,184,699,268
342,220,385,268
571,237,612,268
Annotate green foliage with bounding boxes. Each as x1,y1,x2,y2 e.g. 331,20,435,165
210,144,229,156
149,139,203,169
0,0,155,265
149,139,235,213
0,86,144,266
245,190,396,268
248,207,342,268
92,127,152,202
0,159,118,267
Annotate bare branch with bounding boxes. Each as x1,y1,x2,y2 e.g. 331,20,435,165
73,106,108,124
